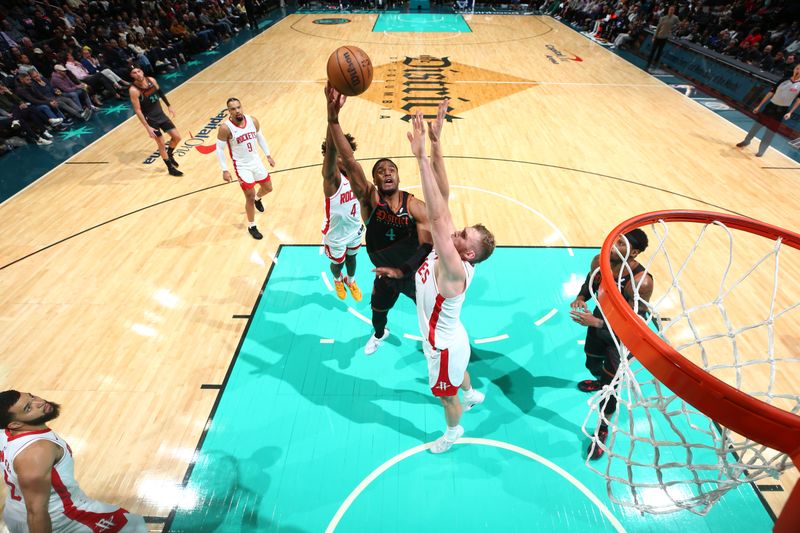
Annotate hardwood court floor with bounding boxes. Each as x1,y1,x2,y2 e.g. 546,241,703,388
0,13,797,527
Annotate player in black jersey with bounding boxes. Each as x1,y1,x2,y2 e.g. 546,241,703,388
569,229,653,459
325,84,433,355
129,67,183,177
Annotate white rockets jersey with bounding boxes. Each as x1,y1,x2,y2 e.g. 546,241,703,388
225,114,262,166
415,251,474,350
322,174,363,245
1,428,129,532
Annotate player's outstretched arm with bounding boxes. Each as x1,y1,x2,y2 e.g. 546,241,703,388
428,98,449,201
322,126,339,191
252,117,275,167
408,110,463,290
325,84,375,205
215,124,233,182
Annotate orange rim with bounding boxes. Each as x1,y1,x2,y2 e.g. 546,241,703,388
597,210,800,457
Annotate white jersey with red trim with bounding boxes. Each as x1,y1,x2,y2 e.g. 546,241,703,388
415,250,474,350
322,174,363,246
1,428,132,533
225,114,263,167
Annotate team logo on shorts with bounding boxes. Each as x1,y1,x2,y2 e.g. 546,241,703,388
354,55,537,123
313,18,351,25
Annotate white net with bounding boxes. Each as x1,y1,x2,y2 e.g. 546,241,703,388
582,218,800,515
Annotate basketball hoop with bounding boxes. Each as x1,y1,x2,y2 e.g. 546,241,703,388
583,210,800,533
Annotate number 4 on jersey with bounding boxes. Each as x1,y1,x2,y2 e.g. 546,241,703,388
385,228,396,241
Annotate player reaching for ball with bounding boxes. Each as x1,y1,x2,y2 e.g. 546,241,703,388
215,98,276,240
325,84,433,355
321,124,364,301
394,101,495,453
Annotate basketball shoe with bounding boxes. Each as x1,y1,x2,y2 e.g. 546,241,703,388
587,426,609,460
364,329,389,355
462,388,485,411
254,197,264,212
578,379,603,392
346,279,362,302
334,278,346,300
430,425,464,454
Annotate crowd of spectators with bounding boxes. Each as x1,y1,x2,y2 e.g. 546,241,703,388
546,0,800,78
0,0,276,156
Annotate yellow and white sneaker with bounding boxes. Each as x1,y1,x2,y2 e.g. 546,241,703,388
334,278,346,300
347,279,362,302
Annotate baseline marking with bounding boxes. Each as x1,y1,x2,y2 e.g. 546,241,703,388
325,437,626,533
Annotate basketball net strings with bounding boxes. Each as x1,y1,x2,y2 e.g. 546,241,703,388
581,220,800,516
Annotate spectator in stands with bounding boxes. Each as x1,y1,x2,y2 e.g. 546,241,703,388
0,82,53,145
51,64,99,110
30,68,91,122
14,72,69,127
81,46,130,88
65,50,124,99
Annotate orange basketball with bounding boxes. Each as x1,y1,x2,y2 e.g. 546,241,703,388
327,46,373,97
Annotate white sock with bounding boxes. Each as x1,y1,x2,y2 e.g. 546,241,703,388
248,221,256,228
334,274,343,281
255,195,262,201
444,425,461,440
347,276,355,284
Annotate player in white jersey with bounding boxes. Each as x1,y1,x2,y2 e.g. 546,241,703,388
321,129,364,301
0,390,146,533
376,100,496,453
215,97,277,240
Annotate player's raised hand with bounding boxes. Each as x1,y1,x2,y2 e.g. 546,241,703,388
428,98,449,143
407,109,427,158
325,82,346,123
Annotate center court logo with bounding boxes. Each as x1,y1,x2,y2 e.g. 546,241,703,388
359,55,538,122
142,108,227,164
545,44,583,64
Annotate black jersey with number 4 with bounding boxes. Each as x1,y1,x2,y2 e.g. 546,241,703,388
365,191,419,269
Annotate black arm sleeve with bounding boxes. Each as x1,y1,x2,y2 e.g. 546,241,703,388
156,88,170,107
578,271,593,301
399,242,433,276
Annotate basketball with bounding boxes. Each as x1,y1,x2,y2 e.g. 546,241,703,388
327,46,373,97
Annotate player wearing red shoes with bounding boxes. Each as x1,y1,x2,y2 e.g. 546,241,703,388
215,98,276,240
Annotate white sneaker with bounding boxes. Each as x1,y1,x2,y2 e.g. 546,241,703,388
430,425,464,454
41,131,53,139
462,388,485,411
48,117,63,126
36,137,52,145
364,329,389,355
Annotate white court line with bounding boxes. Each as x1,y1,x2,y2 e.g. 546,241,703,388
321,272,333,291
325,437,625,533
474,334,509,344
347,307,371,325
534,308,558,326
405,185,574,255
403,333,424,341
320,339,334,344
